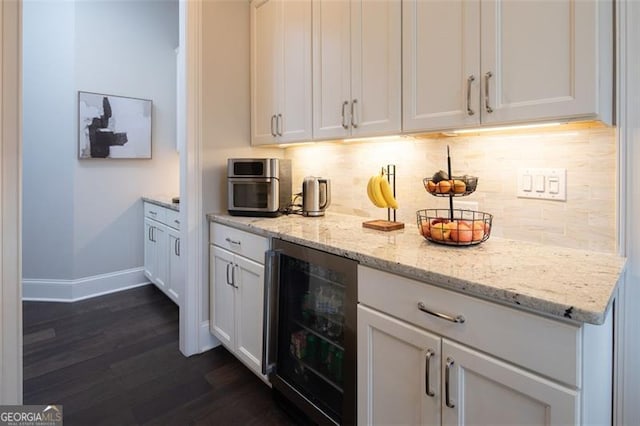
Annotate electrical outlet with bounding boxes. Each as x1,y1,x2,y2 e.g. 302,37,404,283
453,200,479,211
517,168,567,201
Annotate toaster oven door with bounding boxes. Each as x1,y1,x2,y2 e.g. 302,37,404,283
228,178,280,214
228,158,279,178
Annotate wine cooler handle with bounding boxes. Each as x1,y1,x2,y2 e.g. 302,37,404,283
262,249,281,375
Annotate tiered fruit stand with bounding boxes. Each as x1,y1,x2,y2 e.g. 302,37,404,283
417,146,493,246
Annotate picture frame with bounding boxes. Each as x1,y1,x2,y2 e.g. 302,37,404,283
78,91,152,159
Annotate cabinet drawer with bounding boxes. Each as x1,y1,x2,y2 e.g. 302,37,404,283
144,202,167,223
210,223,268,264
358,265,581,388
165,209,180,230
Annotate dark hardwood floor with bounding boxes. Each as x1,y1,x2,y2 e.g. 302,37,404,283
23,285,297,426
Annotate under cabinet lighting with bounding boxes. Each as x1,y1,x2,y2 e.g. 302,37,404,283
343,135,412,143
448,122,563,135
276,135,411,148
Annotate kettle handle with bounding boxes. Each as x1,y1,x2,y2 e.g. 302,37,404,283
320,180,331,210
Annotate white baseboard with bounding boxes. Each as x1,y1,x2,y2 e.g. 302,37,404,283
199,320,220,353
22,267,151,302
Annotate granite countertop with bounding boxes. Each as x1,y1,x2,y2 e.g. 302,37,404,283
208,212,626,325
143,195,180,212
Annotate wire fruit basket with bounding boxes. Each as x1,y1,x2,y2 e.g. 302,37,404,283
423,175,478,196
416,209,492,246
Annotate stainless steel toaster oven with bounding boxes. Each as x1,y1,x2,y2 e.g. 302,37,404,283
227,158,292,217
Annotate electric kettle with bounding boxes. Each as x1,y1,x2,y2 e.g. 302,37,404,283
302,176,331,217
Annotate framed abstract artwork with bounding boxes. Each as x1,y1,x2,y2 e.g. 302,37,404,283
78,91,152,159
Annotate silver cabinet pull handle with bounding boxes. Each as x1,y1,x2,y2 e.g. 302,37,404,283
148,226,153,241
149,210,157,216
351,99,358,128
466,75,475,116
225,263,233,286
174,219,180,225
445,357,455,408
484,71,493,113
174,239,179,256
270,114,277,137
418,302,465,323
231,264,238,288
276,114,283,136
341,101,349,129
151,226,155,243
177,239,180,256
425,349,435,397
225,237,241,246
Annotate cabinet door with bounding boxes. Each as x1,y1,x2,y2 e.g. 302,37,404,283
312,0,351,140
233,255,265,377
167,229,182,304
210,246,236,349
278,0,312,143
153,224,168,292
441,339,578,426
251,0,280,145
481,0,598,124
144,219,168,292
143,219,155,281
350,0,401,136
402,0,480,132
358,305,441,426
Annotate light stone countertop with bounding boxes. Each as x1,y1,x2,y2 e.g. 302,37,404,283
143,195,180,212
208,212,626,325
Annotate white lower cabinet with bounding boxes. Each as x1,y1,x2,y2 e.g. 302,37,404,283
358,265,611,426
144,217,168,292
358,306,577,425
358,305,442,425
167,227,182,304
441,340,577,426
143,202,181,305
209,223,268,381
211,246,236,348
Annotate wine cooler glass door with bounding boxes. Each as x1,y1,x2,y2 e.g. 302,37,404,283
270,240,357,426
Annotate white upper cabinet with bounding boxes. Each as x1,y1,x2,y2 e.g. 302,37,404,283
403,0,612,133
481,0,611,125
251,0,278,145
312,0,351,140
350,0,402,137
251,0,312,145
313,0,401,140
403,0,480,132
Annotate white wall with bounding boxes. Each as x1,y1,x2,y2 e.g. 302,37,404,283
22,0,76,280
73,0,179,278
200,0,281,322
23,1,179,291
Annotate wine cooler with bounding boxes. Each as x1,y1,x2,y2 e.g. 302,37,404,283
263,239,357,425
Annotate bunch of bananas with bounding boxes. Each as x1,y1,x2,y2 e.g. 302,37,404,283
366,174,398,209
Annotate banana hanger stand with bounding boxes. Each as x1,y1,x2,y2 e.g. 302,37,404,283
363,164,405,231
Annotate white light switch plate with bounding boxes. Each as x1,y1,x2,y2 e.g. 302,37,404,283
517,168,567,201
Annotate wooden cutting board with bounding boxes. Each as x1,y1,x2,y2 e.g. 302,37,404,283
362,220,405,231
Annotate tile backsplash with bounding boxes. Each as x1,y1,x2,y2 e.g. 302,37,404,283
284,127,617,253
